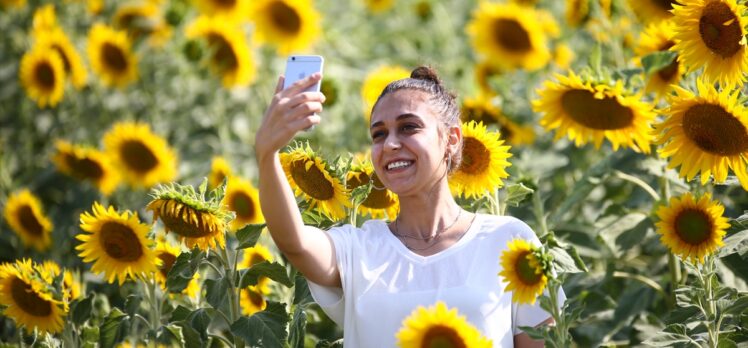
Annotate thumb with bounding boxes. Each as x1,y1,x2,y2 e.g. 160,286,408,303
275,76,284,93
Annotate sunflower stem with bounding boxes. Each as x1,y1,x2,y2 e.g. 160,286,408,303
659,176,681,309
532,188,549,237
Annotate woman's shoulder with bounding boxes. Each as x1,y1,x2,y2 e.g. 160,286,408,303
324,219,390,240
475,213,537,241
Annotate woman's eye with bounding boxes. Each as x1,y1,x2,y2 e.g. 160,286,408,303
371,131,384,139
402,124,418,132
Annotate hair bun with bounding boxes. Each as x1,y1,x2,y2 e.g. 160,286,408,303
410,66,441,85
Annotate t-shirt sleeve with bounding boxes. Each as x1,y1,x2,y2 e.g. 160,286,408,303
306,224,354,326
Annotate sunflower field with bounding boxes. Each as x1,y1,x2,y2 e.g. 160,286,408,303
1,0,748,346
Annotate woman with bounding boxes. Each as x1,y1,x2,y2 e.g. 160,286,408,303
255,66,558,347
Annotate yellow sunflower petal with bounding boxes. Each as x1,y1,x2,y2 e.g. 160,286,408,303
87,23,139,88
396,301,492,347
248,0,321,55
449,121,512,199
3,190,53,251
0,259,66,334
19,45,66,108
103,121,178,189
222,176,265,231
498,239,548,305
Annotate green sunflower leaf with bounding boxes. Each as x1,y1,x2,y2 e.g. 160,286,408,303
288,305,307,348
71,293,95,325
205,277,231,310
504,182,533,207
236,223,266,250
718,220,748,258
167,248,204,293
239,261,293,288
293,274,314,306
230,301,289,348
99,308,129,348
641,50,678,76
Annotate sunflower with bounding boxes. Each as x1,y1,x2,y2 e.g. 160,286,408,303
553,43,575,69
193,0,249,21
19,45,66,108
37,261,81,303
147,182,231,251
449,121,512,199
361,65,410,120
533,70,656,153
364,0,394,13
154,239,200,298
0,259,66,334
240,285,267,315
32,4,57,39
629,0,679,23
566,0,590,27
87,23,139,88
238,244,273,294
248,0,321,55
103,121,177,189
0,0,25,9
635,21,683,98
672,0,748,87
460,97,536,146
113,2,172,47
654,79,748,189
185,15,256,88
396,301,492,348
280,143,350,220
35,28,88,89
3,190,53,251
346,159,399,219
466,2,555,71
222,176,264,231
473,61,502,97
499,239,548,305
208,156,232,189
52,140,120,195
656,193,729,263
77,202,158,285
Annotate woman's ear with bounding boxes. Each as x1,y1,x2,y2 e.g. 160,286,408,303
447,125,462,147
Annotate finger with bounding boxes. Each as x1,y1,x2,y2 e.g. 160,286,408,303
275,76,284,93
284,72,322,95
287,102,323,121
288,114,321,131
284,92,326,108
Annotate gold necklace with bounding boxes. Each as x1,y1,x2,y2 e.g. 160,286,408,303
393,210,462,251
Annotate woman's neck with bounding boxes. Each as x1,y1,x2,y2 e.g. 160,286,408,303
394,181,462,240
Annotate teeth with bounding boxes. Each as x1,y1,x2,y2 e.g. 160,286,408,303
387,161,411,170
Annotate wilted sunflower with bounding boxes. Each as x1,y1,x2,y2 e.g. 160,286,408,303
449,121,512,199
31,4,57,39
222,176,264,231
154,239,200,298
346,159,399,219
629,0,679,23
635,21,682,98
396,301,492,348
194,0,249,21
19,45,66,108
238,244,273,294
52,140,119,195
656,193,729,263
147,182,231,251
364,0,394,13
114,2,172,47
87,23,139,88
77,202,159,285
499,239,548,305
0,259,66,334
208,156,232,189
533,71,655,153
103,121,177,189
3,190,53,251
672,0,748,87
654,79,748,189
36,28,88,89
240,285,267,315
249,0,321,55
362,65,410,120
186,15,256,88
280,143,350,220
466,2,555,71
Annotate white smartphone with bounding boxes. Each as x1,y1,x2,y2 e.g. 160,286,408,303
283,55,324,92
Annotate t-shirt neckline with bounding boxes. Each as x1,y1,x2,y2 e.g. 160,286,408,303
381,213,484,263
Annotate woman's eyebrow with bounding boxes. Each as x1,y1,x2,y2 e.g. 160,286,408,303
370,113,421,129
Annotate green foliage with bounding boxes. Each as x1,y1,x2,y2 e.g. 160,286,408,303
230,302,289,348
167,248,205,293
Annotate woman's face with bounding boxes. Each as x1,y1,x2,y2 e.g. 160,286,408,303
369,89,448,195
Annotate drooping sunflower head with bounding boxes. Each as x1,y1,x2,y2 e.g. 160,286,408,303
672,0,748,87
52,140,120,195
77,202,159,285
466,2,555,71
656,193,730,263
533,70,656,153
361,65,411,120
87,23,139,88
280,143,350,221
635,20,682,98
36,28,88,89
222,176,264,231
346,159,399,219
655,79,748,189
238,244,273,293
208,156,232,189
498,239,548,305
32,4,57,39
396,301,493,348
3,189,53,251
628,0,679,23
193,0,250,21
19,45,66,108
103,121,178,189
240,285,267,316
185,15,256,88
249,0,321,55
0,259,67,335
147,182,231,251
449,121,512,199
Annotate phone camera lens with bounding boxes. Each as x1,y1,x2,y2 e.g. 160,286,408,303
291,57,296,60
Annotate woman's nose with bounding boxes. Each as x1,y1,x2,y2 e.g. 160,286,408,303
384,133,401,151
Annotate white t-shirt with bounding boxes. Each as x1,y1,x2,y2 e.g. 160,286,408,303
308,213,564,347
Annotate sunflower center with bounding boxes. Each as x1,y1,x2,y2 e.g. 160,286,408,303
157,201,220,238
699,1,742,58
249,253,266,266
560,89,634,130
73,157,105,180
515,251,542,285
10,277,53,317
459,137,491,175
102,43,129,73
120,140,159,173
100,221,144,262
492,18,531,53
653,0,679,11
231,192,255,220
674,208,713,245
421,325,466,348
157,251,177,278
207,34,238,72
289,159,334,200
657,42,680,82
18,205,44,236
497,123,514,142
52,46,72,72
248,288,264,307
269,1,302,35
462,106,497,126
683,104,748,156
362,173,396,209
34,61,56,90
214,0,237,10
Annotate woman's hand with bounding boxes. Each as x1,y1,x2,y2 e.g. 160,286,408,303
255,73,326,163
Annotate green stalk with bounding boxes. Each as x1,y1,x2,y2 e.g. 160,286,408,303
548,280,569,346
532,189,549,237
659,176,681,308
